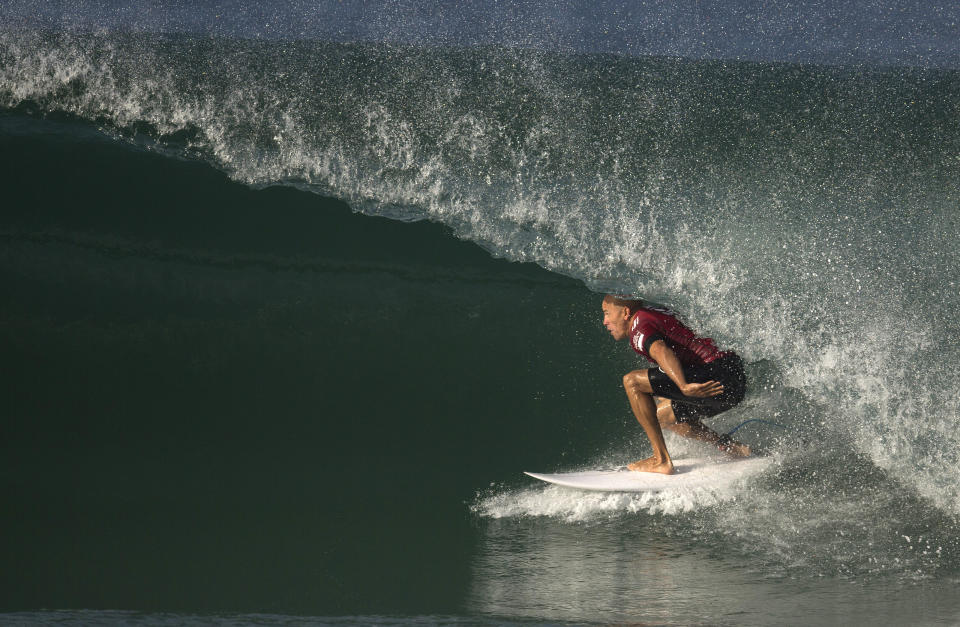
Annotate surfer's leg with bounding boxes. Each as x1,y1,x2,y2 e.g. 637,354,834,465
658,401,751,457
622,370,674,474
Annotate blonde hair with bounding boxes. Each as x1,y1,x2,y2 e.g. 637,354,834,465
602,294,645,315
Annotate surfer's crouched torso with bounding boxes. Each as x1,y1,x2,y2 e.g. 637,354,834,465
628,306,746,424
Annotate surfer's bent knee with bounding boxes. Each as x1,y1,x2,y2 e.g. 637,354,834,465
656,401,678,426
622,370,651,394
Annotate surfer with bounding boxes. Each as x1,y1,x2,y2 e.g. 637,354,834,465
602,294,750,474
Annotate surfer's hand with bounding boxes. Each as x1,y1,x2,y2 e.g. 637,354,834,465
680,380,724,398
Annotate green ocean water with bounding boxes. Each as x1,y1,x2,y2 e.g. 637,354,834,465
3,109,960,626
0,112,589,613
3,15,960,626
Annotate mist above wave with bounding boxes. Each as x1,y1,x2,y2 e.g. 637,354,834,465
3,0,959,68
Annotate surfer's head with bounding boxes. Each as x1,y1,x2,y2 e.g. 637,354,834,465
601,294,643,341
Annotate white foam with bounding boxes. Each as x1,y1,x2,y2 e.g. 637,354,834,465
475,441,773,522
473,482,728,522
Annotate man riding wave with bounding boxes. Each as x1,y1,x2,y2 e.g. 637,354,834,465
602,294,750,474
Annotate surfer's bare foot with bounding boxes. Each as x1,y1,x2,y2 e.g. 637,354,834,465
717,435,751,457
627,456,675,474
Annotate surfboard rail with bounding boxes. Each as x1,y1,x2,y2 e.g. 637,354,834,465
524,456,772,492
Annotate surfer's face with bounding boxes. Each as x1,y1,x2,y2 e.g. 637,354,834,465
602,301,631,341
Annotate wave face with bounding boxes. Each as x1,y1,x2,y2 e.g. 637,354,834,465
3,13,960,616
5,26,958,506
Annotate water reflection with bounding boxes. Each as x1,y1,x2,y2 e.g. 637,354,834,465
469,517,749,624
468,515,960,625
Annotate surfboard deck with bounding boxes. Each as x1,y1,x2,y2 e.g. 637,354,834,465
524,456,772,492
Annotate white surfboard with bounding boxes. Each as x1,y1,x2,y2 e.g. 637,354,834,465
524,456,772,492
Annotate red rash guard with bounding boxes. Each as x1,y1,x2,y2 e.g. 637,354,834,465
628,306,731,366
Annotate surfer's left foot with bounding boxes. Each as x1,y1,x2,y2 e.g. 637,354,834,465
627,456,675,474
717,435,751,457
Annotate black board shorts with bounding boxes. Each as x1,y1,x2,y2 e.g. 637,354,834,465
647,354,747,424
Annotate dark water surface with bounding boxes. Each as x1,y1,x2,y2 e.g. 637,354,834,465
0,113,602,618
